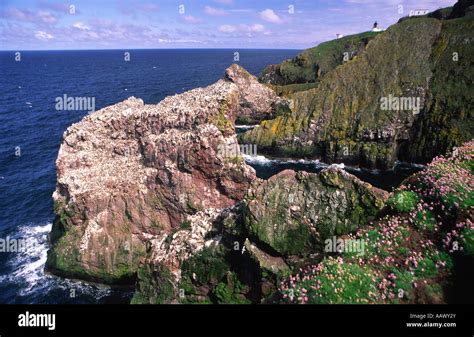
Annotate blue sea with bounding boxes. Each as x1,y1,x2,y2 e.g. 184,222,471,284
0,49,420,304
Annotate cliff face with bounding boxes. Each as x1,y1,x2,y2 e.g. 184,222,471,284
46,64,278,283
225,64,288,125
132,167,387,304
243,11,474,169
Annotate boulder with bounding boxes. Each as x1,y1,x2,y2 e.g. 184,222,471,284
243,167,389,256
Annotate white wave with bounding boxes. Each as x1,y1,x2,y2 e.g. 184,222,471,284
345,166,361,172
3,223,52,293
243,154,276,165
235,125,259,130
330,163,345,169
394,160,426,169
243,153,398,174
1,222,112,301
243,154,328,169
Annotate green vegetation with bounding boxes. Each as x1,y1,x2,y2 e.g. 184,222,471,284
212,272,251,304
281,223,313,255
244,169,386,256
414,210,437,232
181,246,230,285
209,92,238,134
224,154,243,165
387,191,419,213
131,264,175,304
280,141,472,304
259,31,381,85
280,257,379,304
460,226,474,255
270,82,318,97
53,200,71,230
175,247,254,304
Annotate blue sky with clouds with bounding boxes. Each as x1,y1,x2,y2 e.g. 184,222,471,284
0,0,456,50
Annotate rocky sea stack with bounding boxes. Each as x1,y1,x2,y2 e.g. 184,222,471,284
46,64,281,283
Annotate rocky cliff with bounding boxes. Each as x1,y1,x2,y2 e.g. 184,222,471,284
132,166,387,304
128,140,473,304
243,6,474,169
225,63,288,125
46,3,473,304
46,64,279,283
46,62,390,302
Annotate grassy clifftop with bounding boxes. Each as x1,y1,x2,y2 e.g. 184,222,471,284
259,31,380,90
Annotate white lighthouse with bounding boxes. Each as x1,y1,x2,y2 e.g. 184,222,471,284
371,21,384,32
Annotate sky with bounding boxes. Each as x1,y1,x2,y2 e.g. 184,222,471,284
0,0,456,50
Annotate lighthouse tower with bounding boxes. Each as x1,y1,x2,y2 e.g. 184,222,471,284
371,21,384,32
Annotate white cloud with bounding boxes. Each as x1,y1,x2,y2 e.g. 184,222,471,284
251,24,266,33
218,24,267,35
158,38,201,43
3,8,35,22
85,31,99,39
34,30,54,41
259,9,283,24
72,22,90,30
204,6,228,16
38,10,57,24
182,15,202,24
219,24,237,33
140,3,160,12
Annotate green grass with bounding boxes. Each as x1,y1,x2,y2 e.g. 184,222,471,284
459,226,474,256
259,31,381,85
415,257,438,278
391,269,416,301
414,210,437,232
387,191,419,213
280,257,379,304
272,83,318,96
